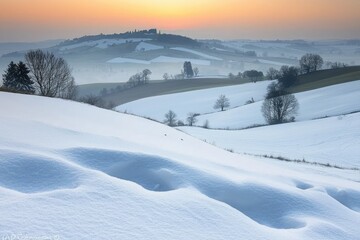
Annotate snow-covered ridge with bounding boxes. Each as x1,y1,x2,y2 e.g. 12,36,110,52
107,56,211,65
60,38,151,51
171,47,223,60
0,92,359,239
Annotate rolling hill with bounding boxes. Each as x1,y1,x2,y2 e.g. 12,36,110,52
2,30,359,86
115,79,360,170
1,91,359,239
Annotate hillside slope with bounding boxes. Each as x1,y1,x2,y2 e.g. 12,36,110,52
180,112,360,169
1,92,359,239
116,80,360,129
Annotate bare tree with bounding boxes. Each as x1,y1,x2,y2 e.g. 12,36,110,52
142,69,152,83
214,94,230,111
299,53,323,74
193,67,199,77
186,112,198,126
262,93,299,124
163,73,170,80
25,49,76,98
164,110,177,126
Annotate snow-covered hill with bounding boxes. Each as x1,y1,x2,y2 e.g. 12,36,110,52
116,80,274,122
180,112,360,169
117,80,360,129
1,92,359,239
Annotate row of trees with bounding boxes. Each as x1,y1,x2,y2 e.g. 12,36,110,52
164,110,203,127
1,49,77,99
228,70,264,82
127,69,152,87
163,62,199,80
2,61,34,93
163,94,230,127
265,53,325,89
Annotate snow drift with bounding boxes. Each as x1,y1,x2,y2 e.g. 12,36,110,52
0,92,359,239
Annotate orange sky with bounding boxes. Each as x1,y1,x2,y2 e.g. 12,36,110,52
0,0,359,41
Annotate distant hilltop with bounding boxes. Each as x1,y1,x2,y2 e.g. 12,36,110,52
59,29,200,47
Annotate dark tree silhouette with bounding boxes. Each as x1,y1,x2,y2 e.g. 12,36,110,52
299,53,323,74
278,66,299,88
163,73,170,80
214,94,230,111
266,67,281,80
164,110,177,126
262,83,299,124
193,67,199,77
2,61,17,89
243,70,264,82
2,61,34,93
25,49,76,99
186,112,198,126
183,61,194,78
142,69,152,83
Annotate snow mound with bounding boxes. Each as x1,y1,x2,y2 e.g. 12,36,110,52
0,92,359,239
0,150,80,193
326,188,360,213
66,148,185,192
179,112,360,168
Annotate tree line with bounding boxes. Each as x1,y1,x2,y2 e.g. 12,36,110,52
1,49,77,100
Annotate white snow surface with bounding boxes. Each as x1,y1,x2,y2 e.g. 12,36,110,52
116,80,273,121
135,42,164,51
1,92,360,239
107,56,211,65
60,38,150,50
171,47,223,60
107,57,150,64
117,80,360,129
179,112,360,169
151,56,211,65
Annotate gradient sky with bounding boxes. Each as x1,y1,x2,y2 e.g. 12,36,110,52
1,0,360,42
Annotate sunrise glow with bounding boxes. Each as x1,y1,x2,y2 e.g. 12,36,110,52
1,0,360,41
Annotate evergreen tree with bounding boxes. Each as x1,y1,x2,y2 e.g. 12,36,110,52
2,61,17,89
15,61,35,93
2,61,34,93
183,61,194,78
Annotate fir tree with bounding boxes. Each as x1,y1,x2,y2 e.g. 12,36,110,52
183,61,194,78
2,61,17,90
16,61,35,93
2,61,34,93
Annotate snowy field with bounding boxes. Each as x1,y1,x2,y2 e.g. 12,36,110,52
117,80,360,129
107,56,211,65
171,47,223,60
1,92,359,239
60,38,150,51
179,112,360,169
135,42,164,51
116,80,273,121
